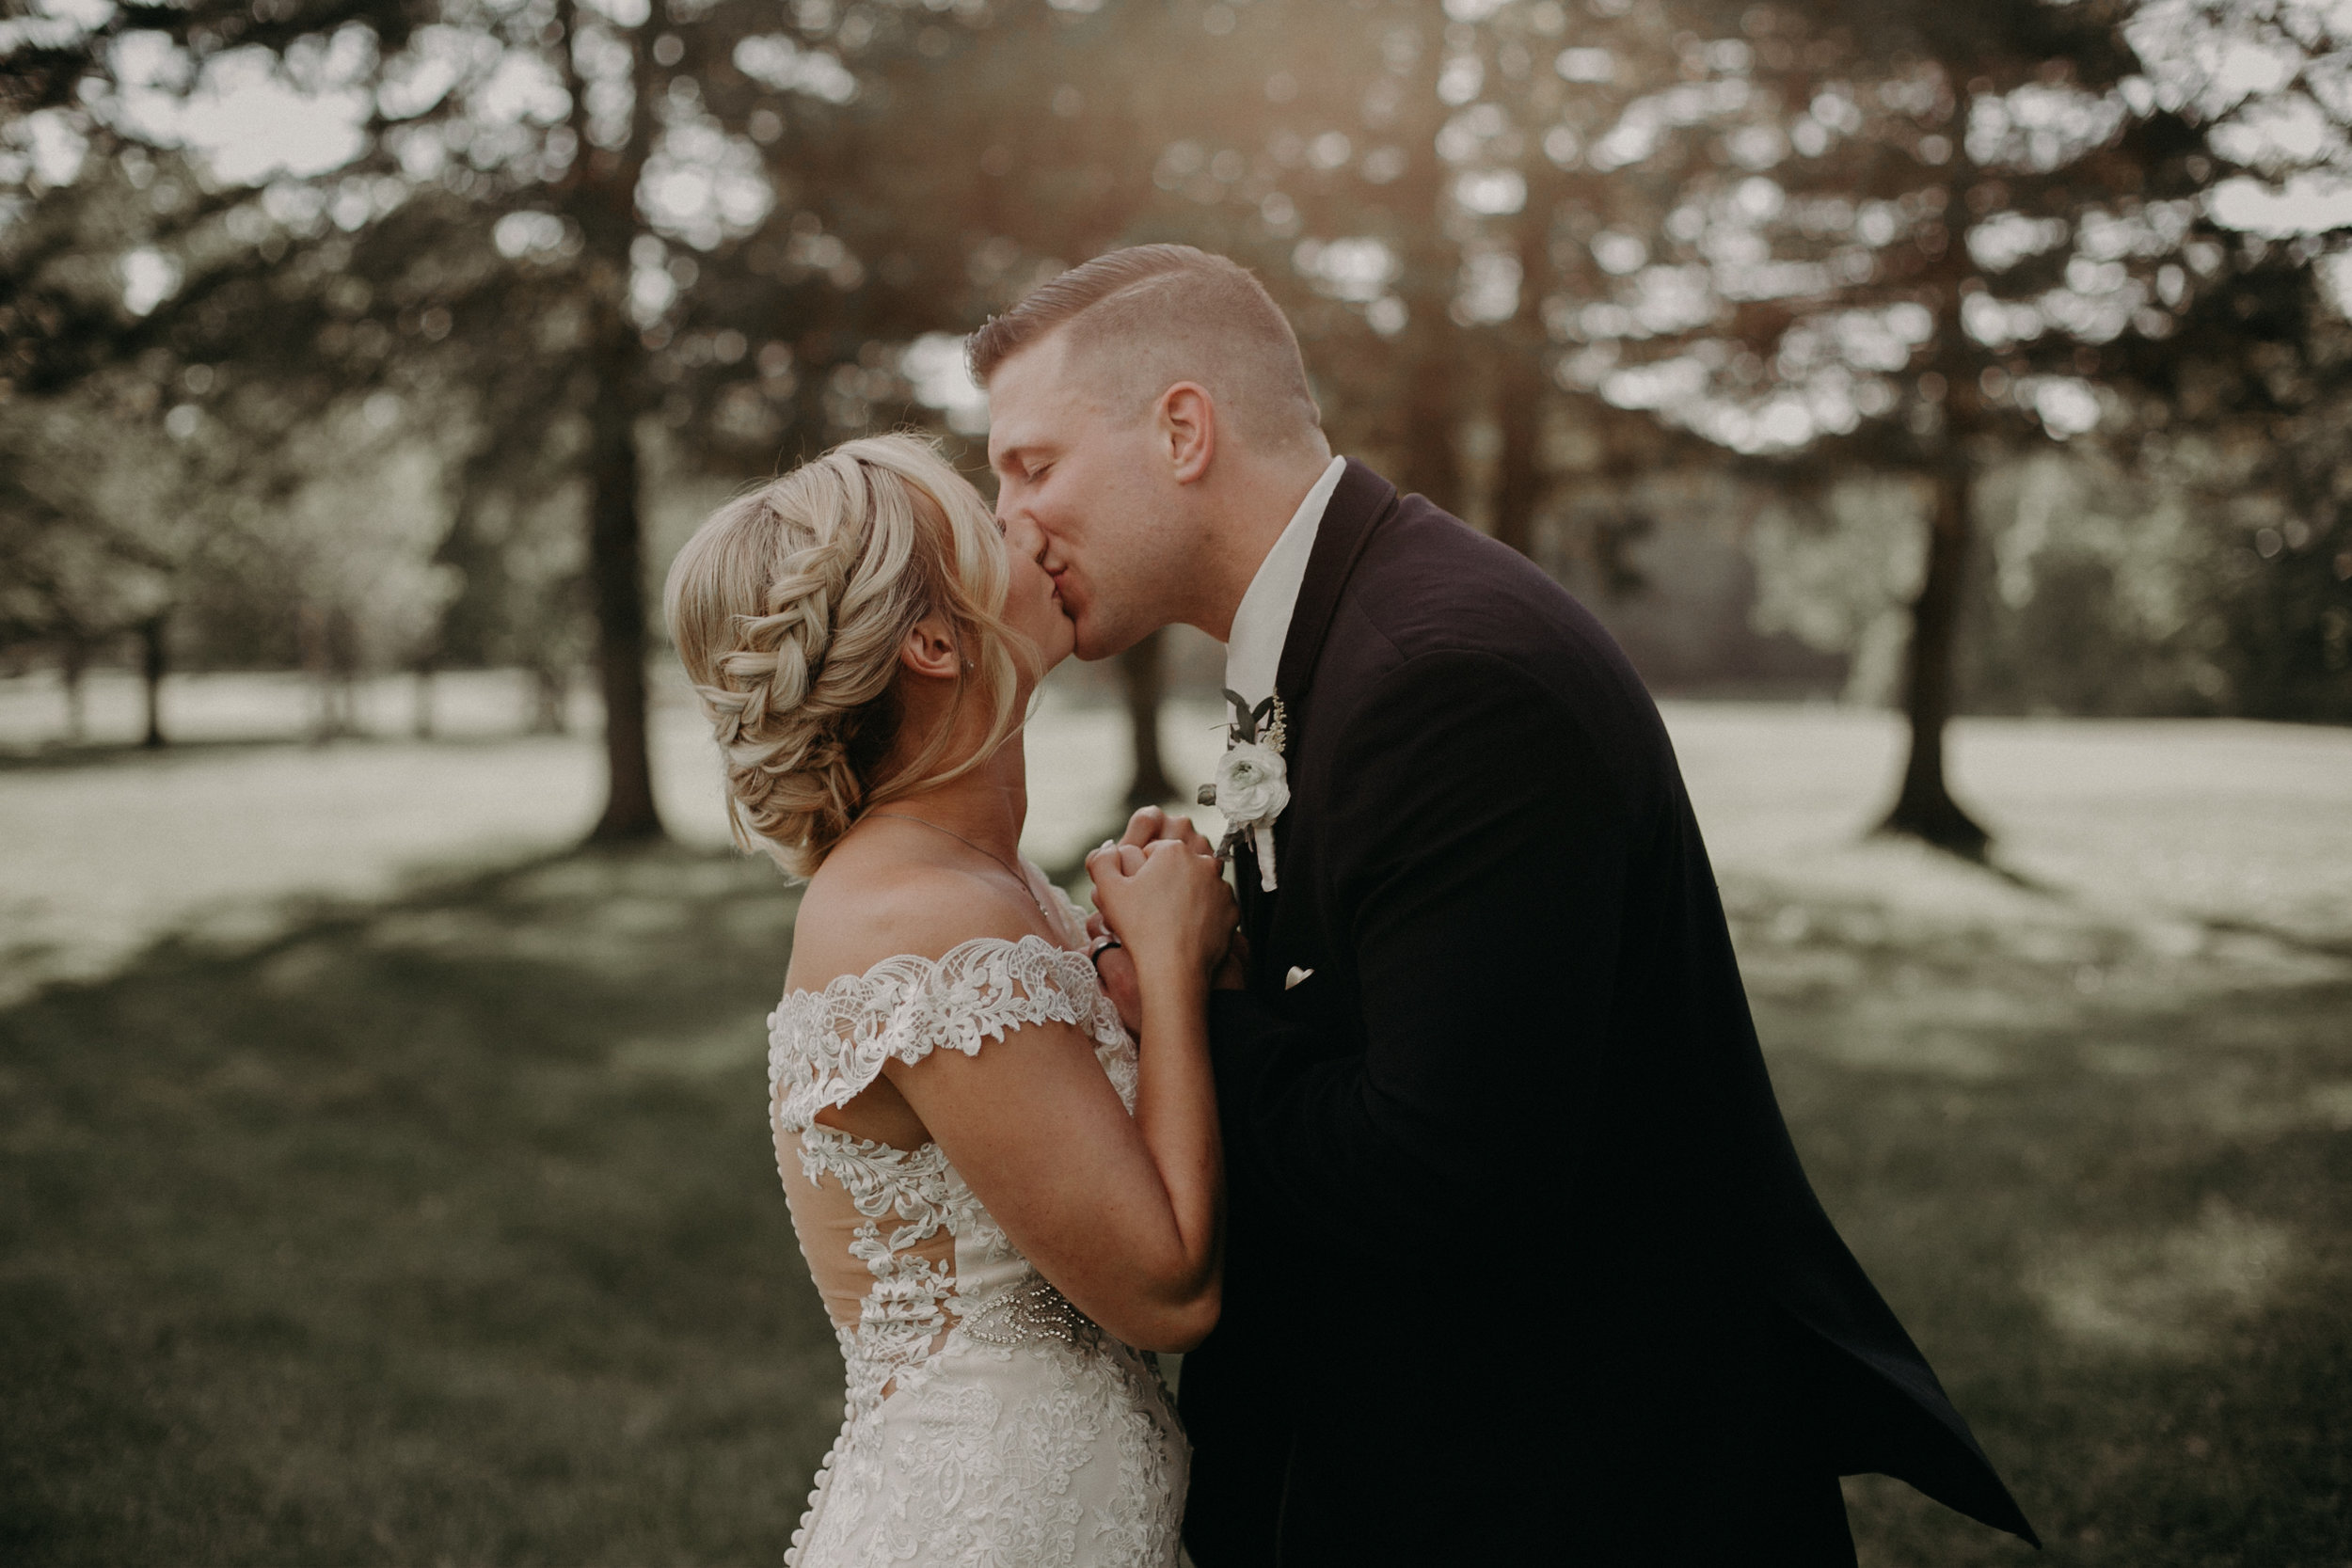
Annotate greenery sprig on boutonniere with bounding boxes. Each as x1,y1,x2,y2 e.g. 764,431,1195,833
1197,689,1291,892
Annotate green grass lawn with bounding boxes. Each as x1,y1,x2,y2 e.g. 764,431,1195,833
1723,879,2352,1566
0,847,837,1566
3,842,2347,1564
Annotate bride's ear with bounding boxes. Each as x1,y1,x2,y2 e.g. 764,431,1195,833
898,611,964,680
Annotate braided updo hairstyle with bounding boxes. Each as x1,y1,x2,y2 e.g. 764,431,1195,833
663,434,1031,877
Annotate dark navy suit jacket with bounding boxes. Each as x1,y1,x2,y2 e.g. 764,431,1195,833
1176,461,2035,1566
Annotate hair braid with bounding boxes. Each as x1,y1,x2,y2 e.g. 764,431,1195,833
663,434,1027,878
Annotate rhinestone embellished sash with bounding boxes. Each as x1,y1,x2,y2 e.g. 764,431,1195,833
958,1272,1103,1352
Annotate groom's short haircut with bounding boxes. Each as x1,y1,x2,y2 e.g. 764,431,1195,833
968,245,1323,451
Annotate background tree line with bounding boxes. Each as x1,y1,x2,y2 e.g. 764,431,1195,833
3,0,2347,852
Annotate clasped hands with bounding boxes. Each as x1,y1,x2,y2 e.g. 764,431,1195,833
1085,805,1250,1037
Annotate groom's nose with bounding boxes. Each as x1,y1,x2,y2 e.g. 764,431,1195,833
1001,512,1052,564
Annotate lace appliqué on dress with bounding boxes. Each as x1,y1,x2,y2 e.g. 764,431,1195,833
798,1125,982,1422
771,935,1135,1135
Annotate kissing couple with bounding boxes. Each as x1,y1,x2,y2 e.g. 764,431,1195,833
665,245,2037,1566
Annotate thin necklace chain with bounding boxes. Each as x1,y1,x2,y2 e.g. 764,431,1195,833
866,811,1057,927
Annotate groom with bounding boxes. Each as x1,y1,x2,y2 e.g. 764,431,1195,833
974,245,2036,1565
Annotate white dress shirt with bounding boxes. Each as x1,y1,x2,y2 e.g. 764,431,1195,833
1222,455,1347,712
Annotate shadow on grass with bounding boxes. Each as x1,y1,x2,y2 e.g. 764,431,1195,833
0,731,585,774
4,841,2348,1566
0,843,840,1567
1882,824,2352,965
0,736,293,772
1725,880,2352,1566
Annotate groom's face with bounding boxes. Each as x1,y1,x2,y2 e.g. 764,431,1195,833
986,332,1178,660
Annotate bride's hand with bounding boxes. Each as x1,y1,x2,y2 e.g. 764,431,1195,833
1087,911,1144,1035
1087,838,1236,986
1113,809,1246,989
1116,803,1217,857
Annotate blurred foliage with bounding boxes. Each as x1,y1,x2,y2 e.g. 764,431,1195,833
1751,430,2352,723
0,0,2345,799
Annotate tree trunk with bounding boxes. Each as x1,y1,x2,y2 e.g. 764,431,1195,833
412,657,436,740
1392,224,1463,513
1119,628,1176,811
1881,461,1989,855
529,661,569,735
1490,338,1546,558
1396,336,1462,515
563,0,662,844
328,607,360,739
299,605,332,745
59,637,87,745
1388,25,1462,516
1491,168,1561,559
585,322,662,843
136,614,167,750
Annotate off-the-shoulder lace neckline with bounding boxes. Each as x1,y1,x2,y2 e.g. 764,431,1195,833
785,931,1089,1005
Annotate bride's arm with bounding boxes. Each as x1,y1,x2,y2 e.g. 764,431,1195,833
1085,838,1233,1332
811,852,1231,1353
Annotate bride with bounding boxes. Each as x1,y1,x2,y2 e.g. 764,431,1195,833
664,434,1232,1566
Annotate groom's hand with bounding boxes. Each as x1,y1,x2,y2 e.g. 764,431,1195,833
1211,928,1249,990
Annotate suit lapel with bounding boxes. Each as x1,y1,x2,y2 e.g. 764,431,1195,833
1273,458,1398,706
1239,459,1399,974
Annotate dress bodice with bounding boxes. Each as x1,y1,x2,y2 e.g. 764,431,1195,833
764,882,1186,1567
766,888,1138,1420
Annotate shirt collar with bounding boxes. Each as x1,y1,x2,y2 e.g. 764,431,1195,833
1222,454,1346,712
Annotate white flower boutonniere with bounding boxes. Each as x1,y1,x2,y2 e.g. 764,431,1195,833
1199,689,1291,892
1215,740,1288,822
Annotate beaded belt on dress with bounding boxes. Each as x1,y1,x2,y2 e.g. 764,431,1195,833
955,1273,1103,1352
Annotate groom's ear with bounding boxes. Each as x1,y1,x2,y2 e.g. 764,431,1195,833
1156,382,1216,485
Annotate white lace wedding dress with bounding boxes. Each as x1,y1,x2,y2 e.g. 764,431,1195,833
766,883,1188,1567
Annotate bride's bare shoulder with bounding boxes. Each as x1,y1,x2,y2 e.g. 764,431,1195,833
787,836,1035,991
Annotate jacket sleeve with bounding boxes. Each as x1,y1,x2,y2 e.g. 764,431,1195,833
1209,647,1640,1245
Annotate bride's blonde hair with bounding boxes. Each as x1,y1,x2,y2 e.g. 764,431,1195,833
664,434,1030,877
